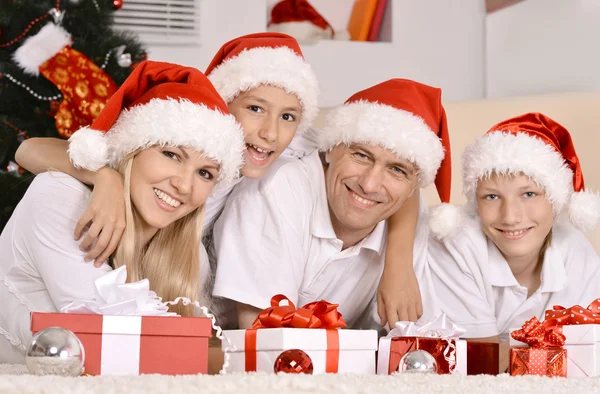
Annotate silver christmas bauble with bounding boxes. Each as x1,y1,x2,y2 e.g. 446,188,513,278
25,327,85,376
117,53,132,68
398,350,438,374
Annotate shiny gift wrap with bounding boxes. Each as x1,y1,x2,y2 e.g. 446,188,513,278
377,315,499,375
509,317,567,377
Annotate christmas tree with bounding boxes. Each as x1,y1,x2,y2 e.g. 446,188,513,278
0,0,146,232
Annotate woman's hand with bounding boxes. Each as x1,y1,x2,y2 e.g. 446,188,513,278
75,167,126,266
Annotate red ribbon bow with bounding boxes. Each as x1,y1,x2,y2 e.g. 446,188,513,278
544,299,600,326
245,295,347,373
511,317,566,348
251,294,347,329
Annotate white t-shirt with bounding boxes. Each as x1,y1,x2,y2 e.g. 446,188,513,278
0,172,209,363
428,217,600,339
212,151,436,328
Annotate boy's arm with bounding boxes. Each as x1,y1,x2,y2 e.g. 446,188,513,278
15,137,125,265
377,189,422,327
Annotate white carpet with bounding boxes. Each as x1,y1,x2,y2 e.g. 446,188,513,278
1,364,599,394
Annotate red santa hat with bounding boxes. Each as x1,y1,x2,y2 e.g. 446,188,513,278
205,32,319,135
318,79,452,203
430,112,600,239
67,61,245,183
268,0,350,42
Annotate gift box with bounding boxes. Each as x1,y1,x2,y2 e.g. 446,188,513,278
31,312,212,375
223,327,378,373
544,301,600,377
222,294,378,374
377,336,499,375
376,314,499,375
509,346,567,377
508,316,567,377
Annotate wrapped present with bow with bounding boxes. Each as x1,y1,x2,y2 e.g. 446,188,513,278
222,294,378,374
377,314,499,375
544,299,600,377
30,266,214,376
509,316,567,377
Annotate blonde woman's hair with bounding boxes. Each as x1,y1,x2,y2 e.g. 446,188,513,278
112,151,207,316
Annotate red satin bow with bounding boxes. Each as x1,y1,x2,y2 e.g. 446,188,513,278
252,294,347,329
511,317,566,348
544,299,600,326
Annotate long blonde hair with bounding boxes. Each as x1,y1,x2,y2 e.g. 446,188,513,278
112,151,206,316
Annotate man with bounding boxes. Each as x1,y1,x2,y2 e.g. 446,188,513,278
212,79,452,328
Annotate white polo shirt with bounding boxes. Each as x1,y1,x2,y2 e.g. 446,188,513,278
212,151,435,328
428,217,600,339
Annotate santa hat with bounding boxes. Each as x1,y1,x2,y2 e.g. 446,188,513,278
430,112,600,239
67,61,245,183
268,0,350,42
205,32,319,135
318,79,452,203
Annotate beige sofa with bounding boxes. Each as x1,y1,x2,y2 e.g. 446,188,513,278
313,92,600,252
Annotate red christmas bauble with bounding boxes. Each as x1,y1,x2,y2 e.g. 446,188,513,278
273,349,313,374
113,0,123,10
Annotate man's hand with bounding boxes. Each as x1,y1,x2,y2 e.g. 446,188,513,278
75,167,126,266
377,264,423,328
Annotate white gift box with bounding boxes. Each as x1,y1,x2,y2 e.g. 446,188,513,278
223,328,378,374
510,324,600,377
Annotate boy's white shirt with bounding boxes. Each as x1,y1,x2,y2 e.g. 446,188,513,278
428,217,600,339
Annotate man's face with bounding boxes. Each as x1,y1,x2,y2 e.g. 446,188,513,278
324,143,419,237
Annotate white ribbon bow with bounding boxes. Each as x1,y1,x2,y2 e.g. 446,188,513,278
387,314,467,373
60,266,176,316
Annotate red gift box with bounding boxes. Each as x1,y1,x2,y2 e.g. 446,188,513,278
509,346,567,377
31,312,212,375
381,337,499,375
509,316,567,377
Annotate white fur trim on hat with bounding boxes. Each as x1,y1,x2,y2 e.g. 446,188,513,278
568,190,600,232
68,98,245,183
13,23,71,76
207,46,319,135
68,127,108,171
428,203,469,240
318,101,445,187
462,131,573,217
268,21,333,43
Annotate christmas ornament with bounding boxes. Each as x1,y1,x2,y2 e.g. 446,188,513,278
398,350,438,374
113,0,123,10
69,0,82,4
25,327,85,376
115,45,132,68
273,349,314,374
48,8,65,25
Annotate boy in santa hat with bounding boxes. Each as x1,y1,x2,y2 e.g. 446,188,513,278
16,32,425,328
428,112,600,372
212,78,451,329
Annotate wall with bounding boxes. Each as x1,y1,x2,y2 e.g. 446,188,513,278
145,0,486,107
486,0,600,98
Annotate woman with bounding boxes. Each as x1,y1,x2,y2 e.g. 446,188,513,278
428,112,600,371
16,33,423,327
0,61,245,363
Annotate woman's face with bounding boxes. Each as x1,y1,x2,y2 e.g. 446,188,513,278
228,85,302,179
476,172,553,262
130,146,220,232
